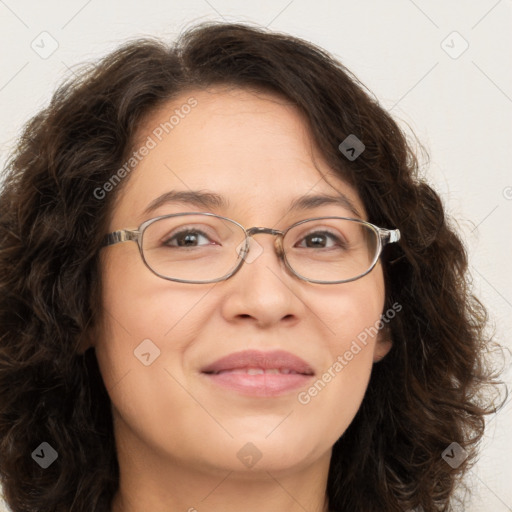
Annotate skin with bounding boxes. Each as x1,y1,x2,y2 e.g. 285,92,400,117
88,86,392,512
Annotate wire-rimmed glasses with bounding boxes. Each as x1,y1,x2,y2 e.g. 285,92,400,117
101,212,401,284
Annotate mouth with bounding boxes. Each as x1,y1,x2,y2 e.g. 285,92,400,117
201,349,315,397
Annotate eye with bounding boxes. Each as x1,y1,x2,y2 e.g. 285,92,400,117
295,230,347,249
162,228,215,248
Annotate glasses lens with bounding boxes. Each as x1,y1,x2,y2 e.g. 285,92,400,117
283,218,379,282
141,215,380,283
141,214,246,282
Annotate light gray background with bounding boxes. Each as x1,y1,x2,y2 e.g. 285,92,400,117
0,1,511,510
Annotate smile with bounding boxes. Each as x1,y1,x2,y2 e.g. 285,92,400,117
201,350,315,397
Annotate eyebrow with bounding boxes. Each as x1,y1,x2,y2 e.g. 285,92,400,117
143,189,362,219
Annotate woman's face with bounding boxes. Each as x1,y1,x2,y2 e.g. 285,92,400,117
93,86,391,478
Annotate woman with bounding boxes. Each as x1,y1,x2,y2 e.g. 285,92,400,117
0,21,504,512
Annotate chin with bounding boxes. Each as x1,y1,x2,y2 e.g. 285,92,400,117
196,429,330,475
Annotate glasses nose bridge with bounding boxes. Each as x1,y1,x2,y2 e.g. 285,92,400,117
245,226,285,257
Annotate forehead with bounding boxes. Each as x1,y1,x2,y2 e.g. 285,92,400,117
111,87,365,227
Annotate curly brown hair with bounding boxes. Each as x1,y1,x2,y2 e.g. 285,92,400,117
0,21,506,512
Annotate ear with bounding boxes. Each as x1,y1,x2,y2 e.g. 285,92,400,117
373,325,393,363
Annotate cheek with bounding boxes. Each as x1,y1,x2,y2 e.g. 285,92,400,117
319,269,386,355
93,267,201,453
297,273,385,429
94,253,166,392
93,253,213,397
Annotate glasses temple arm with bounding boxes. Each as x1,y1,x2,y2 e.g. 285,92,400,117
379,228,401,246
102,229,140,247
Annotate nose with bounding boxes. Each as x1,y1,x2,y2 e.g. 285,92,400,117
220,229,302,327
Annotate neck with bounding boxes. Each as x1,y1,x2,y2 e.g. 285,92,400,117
112,470,331,512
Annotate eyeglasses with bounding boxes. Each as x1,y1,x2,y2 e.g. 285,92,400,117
101,212,400,284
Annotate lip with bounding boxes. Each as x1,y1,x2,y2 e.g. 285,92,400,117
201,349,315,397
